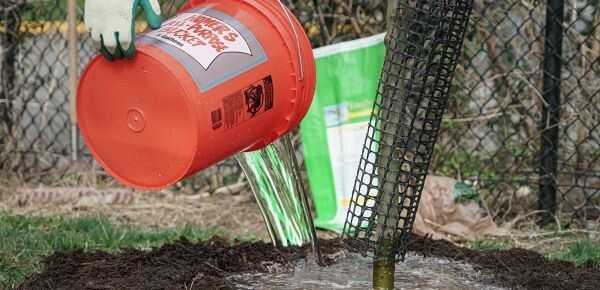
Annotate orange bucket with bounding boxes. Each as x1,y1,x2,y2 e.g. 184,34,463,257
77,0,316,190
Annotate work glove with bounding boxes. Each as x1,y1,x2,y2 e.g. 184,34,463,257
85,0,163,61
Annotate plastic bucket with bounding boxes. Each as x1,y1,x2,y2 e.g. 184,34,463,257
77,0,315,190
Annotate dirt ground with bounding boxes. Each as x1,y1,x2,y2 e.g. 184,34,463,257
0,185,338,241
3,185,600,289
0,184,596,253
0,186,281,241
18,235,600,289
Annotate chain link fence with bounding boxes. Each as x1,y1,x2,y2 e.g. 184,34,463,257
431,0,599,226
1,0,598,225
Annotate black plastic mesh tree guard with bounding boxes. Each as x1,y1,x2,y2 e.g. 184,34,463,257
341,0,474,262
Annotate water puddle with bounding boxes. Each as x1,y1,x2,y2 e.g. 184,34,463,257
229,251,503,289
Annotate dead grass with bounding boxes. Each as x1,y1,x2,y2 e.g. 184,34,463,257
0,185,271,241
470,212,600,258
2,178,594,257
0,184,340,243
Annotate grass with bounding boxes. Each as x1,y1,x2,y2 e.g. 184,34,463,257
469,239,510,251
550,239,600,266
0,212,239,289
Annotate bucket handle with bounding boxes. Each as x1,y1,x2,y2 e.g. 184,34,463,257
277,0,305,81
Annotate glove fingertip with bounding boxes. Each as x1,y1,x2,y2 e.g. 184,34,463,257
123,44,137,60
112,32,126,60
99,48,116,62
123,48,135,60
147,14,163,30
115,31,136,60
98,35,115,61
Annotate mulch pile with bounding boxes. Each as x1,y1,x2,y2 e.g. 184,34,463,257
408,235,600,289
19,235,599,289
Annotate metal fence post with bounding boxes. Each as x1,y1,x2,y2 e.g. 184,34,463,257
0,0,23,138
538,0,564,226
68,0,79,161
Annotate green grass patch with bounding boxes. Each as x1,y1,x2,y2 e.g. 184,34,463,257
550,239,600,266
469,239,510,251
0,212,237,289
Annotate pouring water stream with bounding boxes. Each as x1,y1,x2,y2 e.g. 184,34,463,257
236,133,323,265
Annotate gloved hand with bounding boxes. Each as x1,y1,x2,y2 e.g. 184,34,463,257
85,0,163,61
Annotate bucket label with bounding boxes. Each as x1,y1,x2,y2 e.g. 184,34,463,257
212,76,274,131
138,8,267,92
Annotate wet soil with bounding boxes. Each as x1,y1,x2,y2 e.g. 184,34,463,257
20,236,599,289
408,234,600,289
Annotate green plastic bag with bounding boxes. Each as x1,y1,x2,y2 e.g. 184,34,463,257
301,33,386,232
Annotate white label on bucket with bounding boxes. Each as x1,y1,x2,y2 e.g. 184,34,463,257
138,8,267,92
146,13,251,70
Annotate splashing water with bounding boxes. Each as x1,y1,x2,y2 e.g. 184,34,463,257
236,134,321,260
229,252,504,289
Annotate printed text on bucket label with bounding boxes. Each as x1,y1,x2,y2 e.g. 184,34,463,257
145,12,252,70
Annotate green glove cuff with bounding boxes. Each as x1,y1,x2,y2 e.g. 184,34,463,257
121,0,162,59
137,0,163,29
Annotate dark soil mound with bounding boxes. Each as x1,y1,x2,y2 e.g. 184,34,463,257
19,237,315,289
19,235,599,289
408,235,600,289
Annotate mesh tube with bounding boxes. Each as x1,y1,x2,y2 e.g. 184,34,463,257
341,0,474,262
